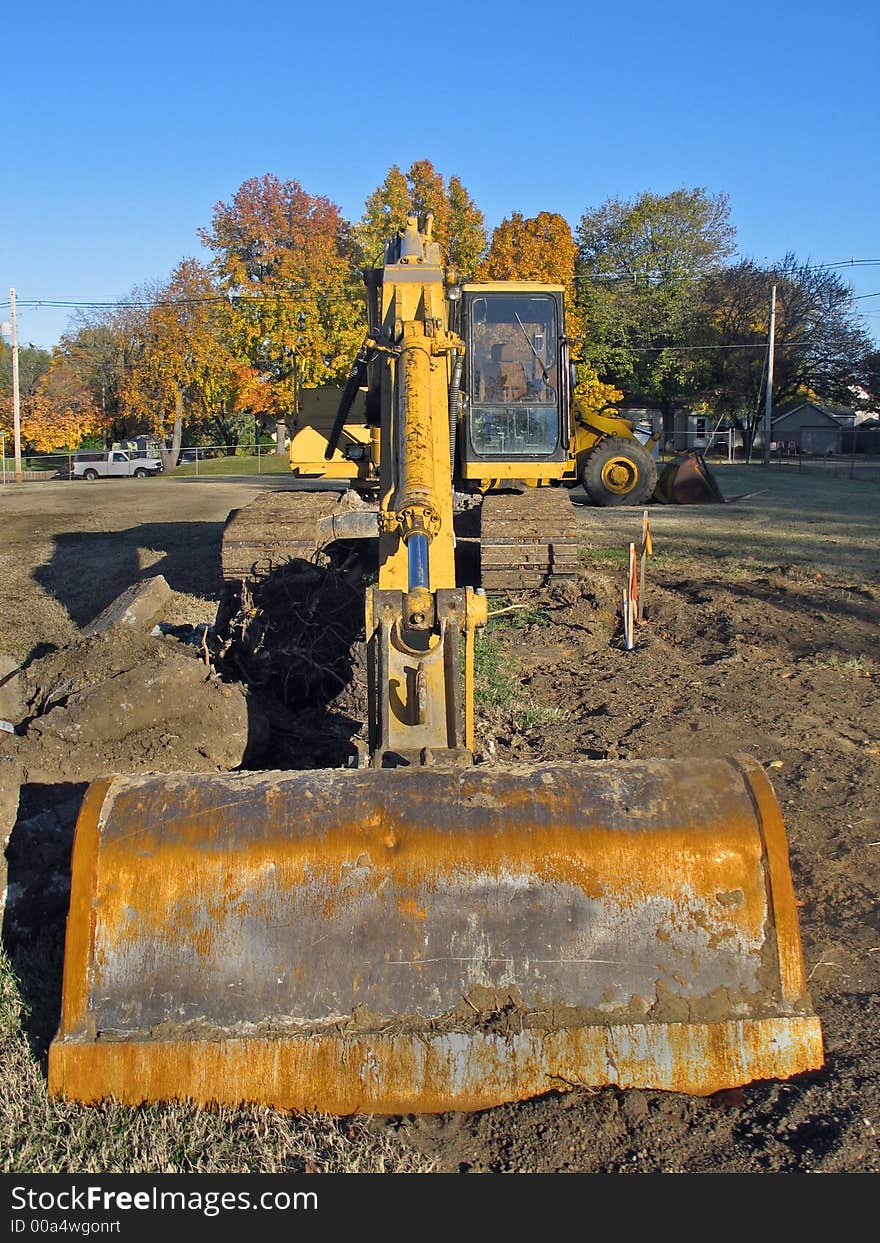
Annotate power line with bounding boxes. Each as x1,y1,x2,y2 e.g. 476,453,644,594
569,339,815,354
4,260,880,312
0,292,365,311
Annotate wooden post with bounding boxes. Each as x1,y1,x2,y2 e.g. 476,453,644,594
762,284,777,467
638,510,653,623
10,288,22,484
624,543,638,649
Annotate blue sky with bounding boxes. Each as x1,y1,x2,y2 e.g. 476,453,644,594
2,0,878,349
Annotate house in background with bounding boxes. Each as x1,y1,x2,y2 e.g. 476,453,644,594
770,402,855,454
113,434,164,458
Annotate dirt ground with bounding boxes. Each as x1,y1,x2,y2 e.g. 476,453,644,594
1,469,878,1174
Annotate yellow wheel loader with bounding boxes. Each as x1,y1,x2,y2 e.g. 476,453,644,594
49,215,823,1115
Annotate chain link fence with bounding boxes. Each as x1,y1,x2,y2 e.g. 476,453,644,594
1,442,292,483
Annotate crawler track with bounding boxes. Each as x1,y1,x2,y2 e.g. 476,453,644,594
221,491,349,586
480,487,580,590
220,486,580,598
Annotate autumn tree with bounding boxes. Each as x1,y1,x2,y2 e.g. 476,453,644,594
45,294,157,446
354,165,411,267
0,341,53,454
353,162,486,278
16,386,100,453
123,259,247,460
698,256,872,454
576,188,736,438
6,323,118,455
480,211,578,286
446,175,488,279
1,334,108,453
200,174,364,426
480,211,622,411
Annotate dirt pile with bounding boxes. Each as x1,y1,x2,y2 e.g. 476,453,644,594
1,581,267,929
6,623,262,787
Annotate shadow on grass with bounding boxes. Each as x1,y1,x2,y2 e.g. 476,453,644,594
33,521,228,629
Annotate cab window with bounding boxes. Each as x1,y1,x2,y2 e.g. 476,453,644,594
467,294,559,457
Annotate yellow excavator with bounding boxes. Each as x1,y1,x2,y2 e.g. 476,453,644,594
286,292,659,508
49,215,822,1114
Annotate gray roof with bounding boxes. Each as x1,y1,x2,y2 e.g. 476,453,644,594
771,402,852,427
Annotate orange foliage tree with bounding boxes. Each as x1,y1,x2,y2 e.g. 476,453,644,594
1,332,108,453
16,388,100,452
1,360,101,454
123,259,246,455
481,211,622,411
200,175,364,421
44,303,155,446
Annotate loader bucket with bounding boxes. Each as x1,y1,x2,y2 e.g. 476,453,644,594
656,451,726,504
49,756,822,1114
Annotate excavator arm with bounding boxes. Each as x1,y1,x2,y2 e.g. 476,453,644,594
365,214,486,765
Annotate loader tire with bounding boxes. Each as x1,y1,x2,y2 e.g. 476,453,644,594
581,436,658,507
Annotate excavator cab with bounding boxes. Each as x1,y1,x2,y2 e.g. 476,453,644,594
458,287,570,481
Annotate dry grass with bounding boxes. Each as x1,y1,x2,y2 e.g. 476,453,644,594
573,464,880,582
0,950,432,1175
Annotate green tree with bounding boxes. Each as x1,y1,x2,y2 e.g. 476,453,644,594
0,340,50,398
576,188,736,436
859,348,880,406
698,255,873,453
353,161,486,278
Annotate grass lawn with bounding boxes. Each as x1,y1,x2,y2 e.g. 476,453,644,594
163,453,292,477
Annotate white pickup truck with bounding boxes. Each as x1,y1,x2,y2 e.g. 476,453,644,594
72,450,163,480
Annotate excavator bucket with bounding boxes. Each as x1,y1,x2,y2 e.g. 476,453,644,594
49,755,822,1115
655,451,726,504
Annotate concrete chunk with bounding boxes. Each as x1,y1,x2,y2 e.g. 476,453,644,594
83,576,173,636
0,653,27,728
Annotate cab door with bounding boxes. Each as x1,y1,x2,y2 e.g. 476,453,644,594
109,451,130,477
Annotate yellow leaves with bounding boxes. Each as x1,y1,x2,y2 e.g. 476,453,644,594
573,367,624,413
1,388,100,452
353,162,487,279
122,258,237,433
479,212,578,292
202,175,364,413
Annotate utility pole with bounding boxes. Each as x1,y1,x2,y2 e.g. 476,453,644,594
762,284,777,467
10,288,22,483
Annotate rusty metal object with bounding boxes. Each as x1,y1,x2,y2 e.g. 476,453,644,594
480,488,580,589
656,452,726,505
49,756,823,1113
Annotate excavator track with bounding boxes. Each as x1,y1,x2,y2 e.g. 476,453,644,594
480,487,580,590
221,490,350,586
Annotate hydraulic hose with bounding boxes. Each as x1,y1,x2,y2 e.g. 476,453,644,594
448,352,464,472
324,341,371,461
